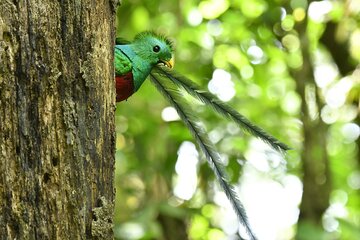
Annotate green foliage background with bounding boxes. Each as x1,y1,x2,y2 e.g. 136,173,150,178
114,0,359,239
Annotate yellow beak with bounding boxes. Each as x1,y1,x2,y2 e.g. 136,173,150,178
162,57,174,69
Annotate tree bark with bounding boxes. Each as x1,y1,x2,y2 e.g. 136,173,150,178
0,1,117,239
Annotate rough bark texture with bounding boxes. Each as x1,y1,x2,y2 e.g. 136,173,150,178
0,1,117,239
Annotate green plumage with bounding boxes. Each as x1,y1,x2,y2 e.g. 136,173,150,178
114,47,131,76
115,31,173,92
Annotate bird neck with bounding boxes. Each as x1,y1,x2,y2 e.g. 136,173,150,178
118,45,153,91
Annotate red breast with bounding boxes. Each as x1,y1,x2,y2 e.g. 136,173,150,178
116,72,135,102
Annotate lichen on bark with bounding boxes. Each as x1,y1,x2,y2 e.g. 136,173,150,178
0,1,117,239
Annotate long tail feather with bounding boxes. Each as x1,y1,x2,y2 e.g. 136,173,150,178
150,73,257,240
154,66,290,153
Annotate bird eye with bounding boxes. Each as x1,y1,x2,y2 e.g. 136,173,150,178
153,45,160,53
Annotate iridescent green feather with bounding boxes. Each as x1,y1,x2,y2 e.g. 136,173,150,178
114,47,132,75
134,31,174,51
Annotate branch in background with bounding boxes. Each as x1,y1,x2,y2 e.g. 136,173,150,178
320,21,354,76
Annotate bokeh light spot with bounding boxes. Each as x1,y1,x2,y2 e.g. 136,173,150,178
308,1,333,22
341,123,360,143
187,8,203,26
207,19,223,36
247,45,265,64
208,69,235,102
161,106,180,122
293,8,306,22
282,34,300,52
199,0,230,19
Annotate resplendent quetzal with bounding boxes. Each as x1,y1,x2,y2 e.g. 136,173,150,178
115,31,174,101
115,31,290,240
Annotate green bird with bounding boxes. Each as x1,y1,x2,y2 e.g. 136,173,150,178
115,31,290,240
115,31,174,101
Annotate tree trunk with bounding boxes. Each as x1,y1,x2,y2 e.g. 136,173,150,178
0,1,117,239
292,16,331,239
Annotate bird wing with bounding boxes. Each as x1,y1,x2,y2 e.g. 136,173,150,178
115,46,132,76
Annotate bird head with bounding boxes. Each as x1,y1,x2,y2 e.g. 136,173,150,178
132,31,174,69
